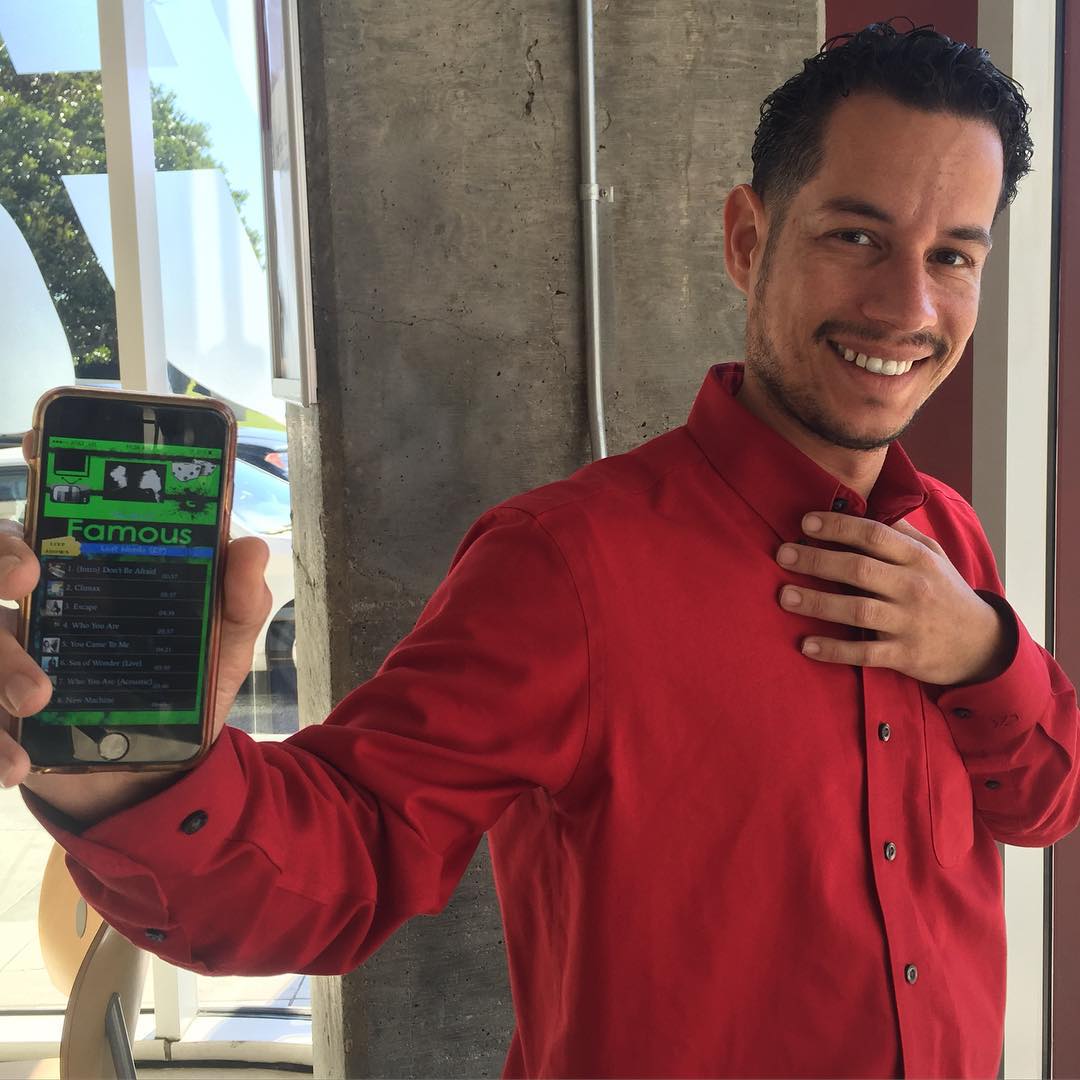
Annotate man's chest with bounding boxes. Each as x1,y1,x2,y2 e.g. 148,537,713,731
567,512,975,869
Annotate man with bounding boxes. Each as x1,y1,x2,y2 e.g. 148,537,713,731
1,21,1076,1079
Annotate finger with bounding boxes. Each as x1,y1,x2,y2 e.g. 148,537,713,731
779,586,897,632
22,430,32,466
221,536,273,638
0,730,31,789
0,532,40,602
777,542,898,598
801,635,898,668
213,537,274,724
0,627,53,717
892,518,945,556
802,512,919,564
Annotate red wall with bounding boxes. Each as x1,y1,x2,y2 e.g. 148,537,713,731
1053,0,1080,689
1052,2,1080,1071
825,3,980,500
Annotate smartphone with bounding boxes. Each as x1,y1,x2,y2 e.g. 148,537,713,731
17,387,235,771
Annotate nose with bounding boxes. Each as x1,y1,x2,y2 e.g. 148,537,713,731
858,253,938,335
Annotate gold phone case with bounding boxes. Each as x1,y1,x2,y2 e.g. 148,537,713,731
18,386,236,772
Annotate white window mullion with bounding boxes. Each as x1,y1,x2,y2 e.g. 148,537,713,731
96,0,169,394
151,955,199,1042
973,2,1059,1078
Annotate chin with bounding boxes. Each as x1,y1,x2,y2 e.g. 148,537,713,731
811,415,912,451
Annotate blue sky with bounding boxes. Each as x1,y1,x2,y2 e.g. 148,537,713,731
0,0,265,237
0,0,282,418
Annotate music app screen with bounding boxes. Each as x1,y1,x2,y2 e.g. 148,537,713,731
27,435,223,727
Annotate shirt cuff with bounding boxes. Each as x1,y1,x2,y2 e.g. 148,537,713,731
935,592,1052,758
21,727,252,912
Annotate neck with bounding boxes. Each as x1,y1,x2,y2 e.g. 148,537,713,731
735,372,887,501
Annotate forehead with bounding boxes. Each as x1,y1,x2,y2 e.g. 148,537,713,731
794,92,1004,228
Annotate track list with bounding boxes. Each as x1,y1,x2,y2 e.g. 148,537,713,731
38,558,207,712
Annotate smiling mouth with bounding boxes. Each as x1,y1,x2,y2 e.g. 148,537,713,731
826,339,929,377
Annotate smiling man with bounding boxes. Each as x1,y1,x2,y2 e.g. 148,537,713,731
731,89,1002,483
2,20,1079,1080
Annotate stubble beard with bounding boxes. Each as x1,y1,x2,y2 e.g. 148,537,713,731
745,252,919,453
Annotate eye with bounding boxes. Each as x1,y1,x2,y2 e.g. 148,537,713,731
931,249,975,269
834,230,875,246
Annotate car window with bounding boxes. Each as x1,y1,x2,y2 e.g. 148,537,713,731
0,463,28,523
232,457,292,535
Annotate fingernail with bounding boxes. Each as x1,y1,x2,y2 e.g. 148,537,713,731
0,745,28,787
782,588,802,607
0,555,20,580
777,546,798,566
803,515,823,533
6,673,39,715
802,640,821,656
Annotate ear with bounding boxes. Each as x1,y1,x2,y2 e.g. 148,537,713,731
723,184,768,297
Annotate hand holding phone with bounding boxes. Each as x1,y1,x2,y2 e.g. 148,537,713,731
1,529,272,817
2,531,272,818
18,388,241,772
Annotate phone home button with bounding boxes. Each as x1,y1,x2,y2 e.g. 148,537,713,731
98,732,130,761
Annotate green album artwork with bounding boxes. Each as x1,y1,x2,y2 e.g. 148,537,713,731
44,437,223,527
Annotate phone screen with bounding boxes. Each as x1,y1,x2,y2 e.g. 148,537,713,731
21,393,233,767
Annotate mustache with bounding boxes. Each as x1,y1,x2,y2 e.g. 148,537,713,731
812,321,948,361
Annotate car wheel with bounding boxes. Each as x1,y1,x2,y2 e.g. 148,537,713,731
266,605,297,733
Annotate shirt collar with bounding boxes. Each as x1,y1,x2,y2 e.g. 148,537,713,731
686,362,928,542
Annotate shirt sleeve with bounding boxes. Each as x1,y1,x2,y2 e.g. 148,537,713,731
932,503,1080,848
22,506,591,976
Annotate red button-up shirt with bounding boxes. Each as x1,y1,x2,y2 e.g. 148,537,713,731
29,363,1080,1078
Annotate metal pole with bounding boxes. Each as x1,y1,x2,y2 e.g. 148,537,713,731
104,992,138,1080
577,0,608,460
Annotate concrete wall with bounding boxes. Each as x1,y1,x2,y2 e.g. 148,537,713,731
289,1,821,1075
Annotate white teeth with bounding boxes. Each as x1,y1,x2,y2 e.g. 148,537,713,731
832,341,917,376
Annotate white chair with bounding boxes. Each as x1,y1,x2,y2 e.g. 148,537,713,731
0,843,148,1079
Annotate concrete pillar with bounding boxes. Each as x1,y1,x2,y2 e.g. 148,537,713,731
289,1,821,1075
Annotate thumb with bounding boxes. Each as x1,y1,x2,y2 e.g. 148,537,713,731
212,536,273,734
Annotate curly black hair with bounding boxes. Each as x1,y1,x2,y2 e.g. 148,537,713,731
751,19,1033,222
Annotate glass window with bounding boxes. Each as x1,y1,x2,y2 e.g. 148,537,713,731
233,458,292,536
0,0,307,1043
1,0,113,1019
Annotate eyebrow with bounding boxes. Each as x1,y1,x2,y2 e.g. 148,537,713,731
817,196,993,250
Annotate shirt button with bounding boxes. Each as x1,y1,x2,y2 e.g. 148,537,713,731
985,779,1002,790
180,810,208,835
832,497,848,512
905,963,918,985
145,928,167,943
878,722,891,742
952,707,973,719
884,841,897,861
